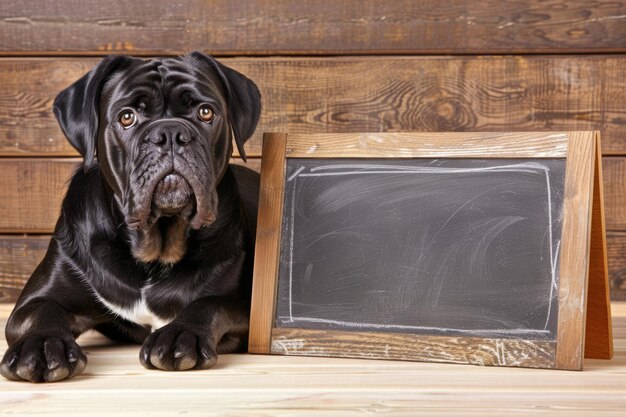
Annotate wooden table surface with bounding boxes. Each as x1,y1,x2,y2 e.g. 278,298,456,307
1,303,625,416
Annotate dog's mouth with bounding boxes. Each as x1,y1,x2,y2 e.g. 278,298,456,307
126,166,218,232
126,169,218,264
152,173,194,215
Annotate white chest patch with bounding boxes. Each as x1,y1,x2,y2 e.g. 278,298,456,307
94,287,173,331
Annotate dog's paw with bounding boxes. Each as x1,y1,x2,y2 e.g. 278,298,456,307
0,335,87,383
139,323,217,371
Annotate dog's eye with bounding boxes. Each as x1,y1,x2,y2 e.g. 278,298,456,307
119,110,137,129
198,105,214,123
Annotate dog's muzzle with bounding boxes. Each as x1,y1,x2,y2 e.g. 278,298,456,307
125,120,218,231
152,173,194,214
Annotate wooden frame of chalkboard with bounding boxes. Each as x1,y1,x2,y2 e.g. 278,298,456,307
248,132,612,371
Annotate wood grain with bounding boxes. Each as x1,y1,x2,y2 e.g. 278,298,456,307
555,131,596,370
248,134,287,354
0,235,49,302
0,158,79,233
285,132,569,158
271,328,556,369
604,158,626,229
1,1,625,55
607,231,626,301
3,56,626,156
0,158,259,233
1,303,626,415
584,133,613,359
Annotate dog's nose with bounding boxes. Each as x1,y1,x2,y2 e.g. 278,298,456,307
149,124,192,147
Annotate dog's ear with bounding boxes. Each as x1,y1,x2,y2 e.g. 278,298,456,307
190,52,261,162
53,55,133,172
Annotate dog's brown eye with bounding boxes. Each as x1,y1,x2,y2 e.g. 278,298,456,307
198,105,214,123
119,110,137,128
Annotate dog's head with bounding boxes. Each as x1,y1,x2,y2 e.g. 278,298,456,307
53,52,261,264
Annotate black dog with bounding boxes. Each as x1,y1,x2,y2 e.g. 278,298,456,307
0,52,261,382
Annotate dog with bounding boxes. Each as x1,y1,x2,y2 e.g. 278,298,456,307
0,52,261,382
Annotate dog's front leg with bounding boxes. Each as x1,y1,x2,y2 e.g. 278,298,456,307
0,300,88,382
139,296,249,371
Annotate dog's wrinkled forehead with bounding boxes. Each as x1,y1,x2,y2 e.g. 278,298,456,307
101,57,227,117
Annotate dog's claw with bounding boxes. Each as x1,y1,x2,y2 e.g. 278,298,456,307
5,352,18,367
67,351,78,363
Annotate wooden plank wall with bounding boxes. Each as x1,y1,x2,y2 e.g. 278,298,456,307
0,1,625,301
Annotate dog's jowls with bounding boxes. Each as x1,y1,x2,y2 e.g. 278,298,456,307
0,52,261,382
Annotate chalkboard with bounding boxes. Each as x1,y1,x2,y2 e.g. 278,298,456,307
249,132,606,370
275,158,565,341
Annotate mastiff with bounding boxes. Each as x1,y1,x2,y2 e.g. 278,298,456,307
0,52,261,382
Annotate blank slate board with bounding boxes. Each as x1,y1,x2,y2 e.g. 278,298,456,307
277,158,564,340
249,132,611,370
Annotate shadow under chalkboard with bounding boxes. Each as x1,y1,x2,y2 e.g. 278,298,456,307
275,158,566,341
